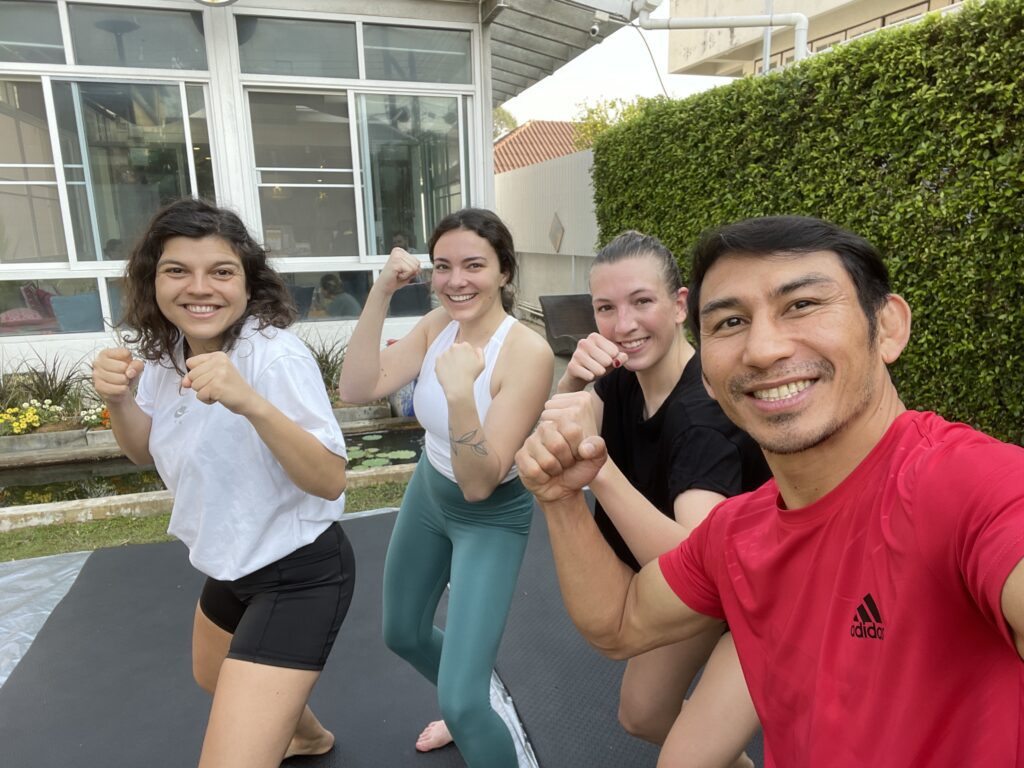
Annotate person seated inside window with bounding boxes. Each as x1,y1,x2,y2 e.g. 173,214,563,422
316,273,362,318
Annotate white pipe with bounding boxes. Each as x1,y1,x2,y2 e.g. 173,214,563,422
632,2,809,63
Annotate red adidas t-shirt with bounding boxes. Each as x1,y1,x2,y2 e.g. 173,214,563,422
660,411,1024,767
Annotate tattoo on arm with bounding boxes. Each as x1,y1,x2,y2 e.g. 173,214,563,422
450,428,488,457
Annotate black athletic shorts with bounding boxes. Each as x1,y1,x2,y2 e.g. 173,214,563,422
198,522,355,670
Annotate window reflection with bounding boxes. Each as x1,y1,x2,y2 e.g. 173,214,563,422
237,17,357,78
282,271,370,321
0,277,103,336
0,79,69,264
0,2,65,64
52,81,199,261
250,92,359,258
68,5,206,70
359,94,461,256
363,26,471,84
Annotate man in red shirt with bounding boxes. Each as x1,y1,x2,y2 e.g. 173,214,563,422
517,216,1024,767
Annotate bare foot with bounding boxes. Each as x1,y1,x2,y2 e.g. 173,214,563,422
284,728,335,759
415,720,454,753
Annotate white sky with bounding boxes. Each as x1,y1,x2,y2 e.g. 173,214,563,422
501,2,734,123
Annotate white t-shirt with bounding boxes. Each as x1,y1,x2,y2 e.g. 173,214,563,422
136,317,347,581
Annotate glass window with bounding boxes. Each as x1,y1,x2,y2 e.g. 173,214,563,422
237,17,357,79
358,94,462,256
52,80,199,261
186,85,215,201
0,79,69,264
0,277,103,336
284,270,370,321
68,5,206,70
0,1,66,64
363,25,471,84
105,277,126,327
249,92,358,258
386,280,431,318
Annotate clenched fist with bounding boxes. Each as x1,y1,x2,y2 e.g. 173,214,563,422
516,420,608,504
182,351,256,414
561,332,629,390
92,348,145,404
377,248,422,296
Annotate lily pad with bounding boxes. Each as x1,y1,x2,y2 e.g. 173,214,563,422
359,433,384,441
382,450,417,460
358,457,391,467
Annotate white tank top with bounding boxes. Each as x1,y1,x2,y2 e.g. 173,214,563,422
413,315,519,484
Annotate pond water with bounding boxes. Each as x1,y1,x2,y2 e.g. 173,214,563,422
0,426,424,508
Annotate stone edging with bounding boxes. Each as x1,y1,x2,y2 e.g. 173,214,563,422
0,462,416,533
0,405,403,471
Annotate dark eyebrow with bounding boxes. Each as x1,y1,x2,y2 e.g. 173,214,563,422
157,259,240,268
700,273,836,318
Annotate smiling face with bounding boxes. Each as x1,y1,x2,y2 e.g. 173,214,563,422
697,250,905,456
589,254,687,372
430,227,508,321
155,235,249,354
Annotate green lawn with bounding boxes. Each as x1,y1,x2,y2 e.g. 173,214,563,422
0,481,407,563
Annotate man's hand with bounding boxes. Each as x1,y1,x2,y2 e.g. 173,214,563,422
92,348,145,404
516,420,607,503
183,352,257,414
541,391,601,441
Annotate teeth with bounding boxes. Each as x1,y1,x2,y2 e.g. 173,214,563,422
752,380,812,402
621,338,647,350
187,305,217,313
448,294,475,303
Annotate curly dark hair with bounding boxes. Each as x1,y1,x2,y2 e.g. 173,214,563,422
428,208,518,312
119,198,295,373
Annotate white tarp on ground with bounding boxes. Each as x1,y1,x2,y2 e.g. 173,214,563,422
0,550,89,687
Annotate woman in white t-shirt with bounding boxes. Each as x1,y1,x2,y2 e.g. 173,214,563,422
338,209,553,767
92,199,355,768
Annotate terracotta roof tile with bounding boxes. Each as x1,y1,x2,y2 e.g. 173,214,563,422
493,120,578,173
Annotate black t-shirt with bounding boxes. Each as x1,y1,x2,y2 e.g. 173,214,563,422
593,355,771,571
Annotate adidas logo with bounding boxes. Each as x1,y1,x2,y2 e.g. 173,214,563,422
850,593,885,640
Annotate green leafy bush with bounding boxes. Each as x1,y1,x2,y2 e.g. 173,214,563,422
591,0,1024,444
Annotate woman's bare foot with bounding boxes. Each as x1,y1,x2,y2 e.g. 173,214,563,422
284,728,335,759
415,720,454,753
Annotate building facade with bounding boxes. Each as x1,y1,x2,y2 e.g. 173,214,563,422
0,0,637,368
667,0,960,76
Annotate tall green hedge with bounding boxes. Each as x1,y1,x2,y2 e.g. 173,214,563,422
592,0,1024,444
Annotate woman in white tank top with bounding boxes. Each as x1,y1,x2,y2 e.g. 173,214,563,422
338,209,553,766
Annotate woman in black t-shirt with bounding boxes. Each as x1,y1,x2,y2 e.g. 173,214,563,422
546,231,770,768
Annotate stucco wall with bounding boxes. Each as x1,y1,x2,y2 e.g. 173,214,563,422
494,149,598,310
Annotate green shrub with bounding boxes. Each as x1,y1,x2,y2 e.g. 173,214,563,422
301,333,347,401
592,0,1024,444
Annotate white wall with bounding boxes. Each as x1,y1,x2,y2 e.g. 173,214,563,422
494,149,599,309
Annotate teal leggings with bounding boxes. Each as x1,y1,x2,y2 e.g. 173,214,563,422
382,457,532,768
